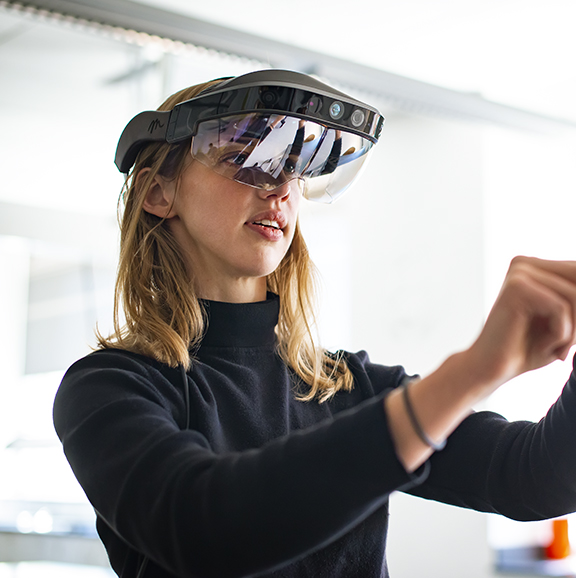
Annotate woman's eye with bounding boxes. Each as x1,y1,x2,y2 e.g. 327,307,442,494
219,152,249,165
233,154,248,165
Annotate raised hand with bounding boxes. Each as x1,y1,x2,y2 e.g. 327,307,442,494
385,256,576,472
471,256,576,387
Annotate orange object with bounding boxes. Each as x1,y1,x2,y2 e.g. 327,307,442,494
545,519,571,560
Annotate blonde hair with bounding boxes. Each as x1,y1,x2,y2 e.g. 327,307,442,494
97,78,354,402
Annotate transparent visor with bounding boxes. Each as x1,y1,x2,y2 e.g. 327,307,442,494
191,113,373,203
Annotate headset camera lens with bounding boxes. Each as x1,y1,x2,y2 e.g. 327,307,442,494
351,109,366,127
260,88,279,107
329,101,344,120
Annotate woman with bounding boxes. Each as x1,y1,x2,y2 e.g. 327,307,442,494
54,69,576,578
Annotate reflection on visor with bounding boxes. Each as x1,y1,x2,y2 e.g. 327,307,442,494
191,113,372,203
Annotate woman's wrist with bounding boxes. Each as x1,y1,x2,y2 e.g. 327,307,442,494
384,349,502,472
401,378,447,452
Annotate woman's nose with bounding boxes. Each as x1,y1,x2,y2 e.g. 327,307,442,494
256,179,300,201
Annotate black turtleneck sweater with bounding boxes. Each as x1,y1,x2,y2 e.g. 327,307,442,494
53,295,576,578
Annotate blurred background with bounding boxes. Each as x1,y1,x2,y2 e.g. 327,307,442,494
0,0,575,576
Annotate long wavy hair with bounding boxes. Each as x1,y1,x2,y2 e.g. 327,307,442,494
97,78,354,402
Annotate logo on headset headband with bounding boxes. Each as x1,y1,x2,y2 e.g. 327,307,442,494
148,118,165,134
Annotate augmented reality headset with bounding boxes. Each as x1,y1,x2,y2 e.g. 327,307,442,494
115,69,385,202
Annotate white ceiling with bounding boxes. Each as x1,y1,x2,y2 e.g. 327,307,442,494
134,0,576,122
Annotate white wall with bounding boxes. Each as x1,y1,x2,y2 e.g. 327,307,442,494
302,111,485,373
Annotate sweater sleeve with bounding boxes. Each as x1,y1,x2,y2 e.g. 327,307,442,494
407,353,576,521
53,350,425,578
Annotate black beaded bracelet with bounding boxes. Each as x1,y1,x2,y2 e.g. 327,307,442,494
401,380,446,452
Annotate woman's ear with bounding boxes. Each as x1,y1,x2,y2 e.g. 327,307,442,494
140,168,177,219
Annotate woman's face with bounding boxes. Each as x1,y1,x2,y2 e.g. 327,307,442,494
162,159,301,302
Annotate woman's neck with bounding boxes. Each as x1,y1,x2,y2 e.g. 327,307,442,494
195,276,268,303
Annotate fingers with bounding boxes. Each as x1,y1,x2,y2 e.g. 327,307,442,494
510,256,576,289
508,257,576,327
504,256,576,365
459,256,576,393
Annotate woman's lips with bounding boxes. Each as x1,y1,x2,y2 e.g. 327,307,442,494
246,221,284,241
246,211,287,241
